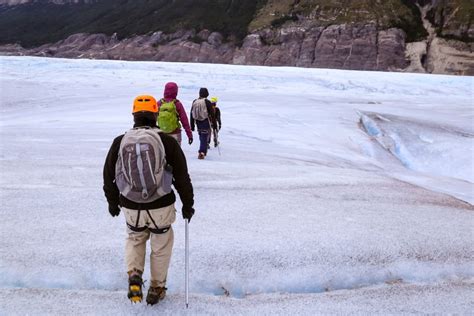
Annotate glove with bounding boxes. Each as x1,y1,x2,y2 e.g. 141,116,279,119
182,206,195,222
218,125,221,131
191,127,195,132
188,138,193,145
109,204,121,217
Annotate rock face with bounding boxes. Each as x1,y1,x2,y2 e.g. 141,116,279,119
405,1,474,75
0,0,472,74
234,25,409,71
426,0,474,41
0,24,411,72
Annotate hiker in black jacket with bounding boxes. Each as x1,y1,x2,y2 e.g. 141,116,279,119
103,95,194,305
209,96,221,147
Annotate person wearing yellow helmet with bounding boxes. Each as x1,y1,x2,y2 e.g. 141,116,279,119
103,95,195,305
209,96,221,147
209,97,221,130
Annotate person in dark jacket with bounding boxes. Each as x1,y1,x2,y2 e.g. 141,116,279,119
209,96,221,147
103,95,195,305
190,87,216,159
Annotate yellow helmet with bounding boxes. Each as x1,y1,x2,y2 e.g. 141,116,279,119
132,95,157,113
210,96,218,103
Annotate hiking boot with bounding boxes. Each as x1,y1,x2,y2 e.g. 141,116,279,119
127,273,143,303
198,152,205,159
146,286,167,305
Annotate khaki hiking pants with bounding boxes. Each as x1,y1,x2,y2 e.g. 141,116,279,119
123,204,176,287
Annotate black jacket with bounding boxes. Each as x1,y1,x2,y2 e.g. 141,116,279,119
103,123,194,211
214,106,221,129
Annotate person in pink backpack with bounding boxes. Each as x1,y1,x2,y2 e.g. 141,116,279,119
156,82,193,146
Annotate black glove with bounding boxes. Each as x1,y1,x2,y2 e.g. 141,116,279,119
182,206,195,222
218,125,221,131
109,204,121,217
188,138,193,145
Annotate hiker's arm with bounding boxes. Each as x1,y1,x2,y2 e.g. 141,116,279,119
175,100,193,139
103,135,123,208
162,135,194,209
190,107,195,131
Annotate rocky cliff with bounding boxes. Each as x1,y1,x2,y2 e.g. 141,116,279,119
0,0,472,75
426,0,473,41
405,0,473,74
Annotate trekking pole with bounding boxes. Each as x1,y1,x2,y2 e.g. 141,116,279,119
185,218,189,308
214,129,221,156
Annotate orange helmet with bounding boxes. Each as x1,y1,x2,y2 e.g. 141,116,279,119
132,95,157,113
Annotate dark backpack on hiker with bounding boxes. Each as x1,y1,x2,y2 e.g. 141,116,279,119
115,127,173,203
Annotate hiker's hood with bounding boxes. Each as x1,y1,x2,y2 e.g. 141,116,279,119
164,82,178,99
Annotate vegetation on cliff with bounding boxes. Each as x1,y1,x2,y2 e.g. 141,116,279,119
1,0,471,47
0,0,265,47
250,0,428,42
426,0,473,42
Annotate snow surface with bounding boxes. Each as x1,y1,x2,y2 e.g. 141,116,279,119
0,56,473,315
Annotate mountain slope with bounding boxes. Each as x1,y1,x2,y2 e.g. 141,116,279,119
0,0,472,74
0,0,440,47
426,0,473,42
1,0,472,47
0,0,265,47
250,0,428,42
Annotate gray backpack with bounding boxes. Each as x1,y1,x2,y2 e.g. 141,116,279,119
191,98,209,121
115,127,173,203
